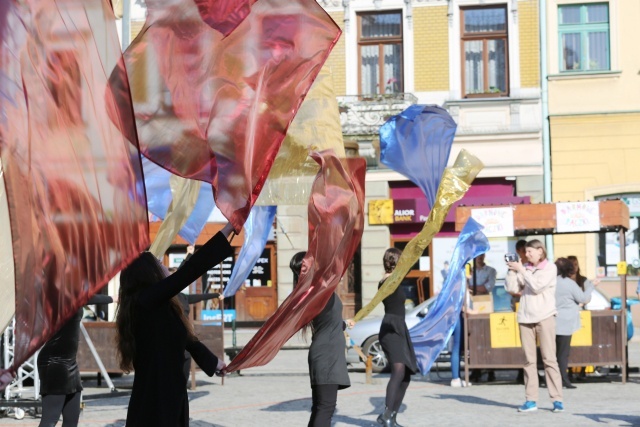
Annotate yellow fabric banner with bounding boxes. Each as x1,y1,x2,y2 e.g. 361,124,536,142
353,150,483,322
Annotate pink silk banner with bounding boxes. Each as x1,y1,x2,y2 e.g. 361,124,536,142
226,152,365,373
0,0,148,370
111,0,341,231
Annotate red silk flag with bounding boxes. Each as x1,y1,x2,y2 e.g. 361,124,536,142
226,152,365,373
0,0,148,370
111,0,341,231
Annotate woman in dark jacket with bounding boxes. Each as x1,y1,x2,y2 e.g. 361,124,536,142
290,252,351,427
116,223,234,427
377,248,418,427
37,294,113,427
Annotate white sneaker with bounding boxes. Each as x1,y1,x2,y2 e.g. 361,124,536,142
450,378,472,387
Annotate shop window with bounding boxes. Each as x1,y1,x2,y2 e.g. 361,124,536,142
558,3,610,72
596,195,639,277
358,11,403,95
461,5,509,97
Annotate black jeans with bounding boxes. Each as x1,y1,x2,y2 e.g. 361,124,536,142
556,334,573,386
308,384,339,427
39,392,81,427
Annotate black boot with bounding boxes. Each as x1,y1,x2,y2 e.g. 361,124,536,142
392,411,403,427
377,407,395,427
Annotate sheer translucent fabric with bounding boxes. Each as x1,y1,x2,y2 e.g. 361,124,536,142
0,0,148,370
0,166,14,333
256,65,345,206
354,150,483,322
143,156,215,244
226,152,365,373
149,174,201,257
409,218,489,375
223,205,276,298
379,105,457,208
112,0,340,231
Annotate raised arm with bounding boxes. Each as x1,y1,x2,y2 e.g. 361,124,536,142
186,293,221,304
571,280,594,304
87,295,114,305
137,226,233,308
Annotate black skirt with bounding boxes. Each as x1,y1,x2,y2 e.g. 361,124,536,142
379,313,418,375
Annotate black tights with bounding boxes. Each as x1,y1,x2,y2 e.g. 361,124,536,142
308,384,339,427
385,363,411,411
39,392,81,427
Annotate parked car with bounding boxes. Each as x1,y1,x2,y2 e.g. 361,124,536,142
346,296,437,373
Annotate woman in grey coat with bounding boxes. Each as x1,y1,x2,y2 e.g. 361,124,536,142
554,257,594,389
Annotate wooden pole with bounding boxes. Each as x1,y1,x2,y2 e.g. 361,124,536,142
365,355,373,384
619,228,627,384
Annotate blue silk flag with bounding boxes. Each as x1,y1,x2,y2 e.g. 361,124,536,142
379,105,457,206
143,156,215,243
409,218,489,375
223,205,277,297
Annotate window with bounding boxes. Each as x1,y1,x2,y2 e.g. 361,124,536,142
461,6,509,97
358,11,403,95
596,196,640,278
558,3,610,72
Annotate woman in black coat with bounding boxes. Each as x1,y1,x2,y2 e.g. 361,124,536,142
37,294,114,427
377,248,418,427
290,252,352,427
116,223,234,427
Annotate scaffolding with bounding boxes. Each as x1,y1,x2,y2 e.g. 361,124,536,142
1,317,42,420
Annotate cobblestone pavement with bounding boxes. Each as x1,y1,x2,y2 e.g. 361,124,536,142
1,333,639,426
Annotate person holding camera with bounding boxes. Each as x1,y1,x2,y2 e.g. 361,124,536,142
506,239,564,413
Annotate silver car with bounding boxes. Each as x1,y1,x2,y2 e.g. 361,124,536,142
346,296,437,373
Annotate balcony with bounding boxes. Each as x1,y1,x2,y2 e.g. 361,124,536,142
338,93,418,139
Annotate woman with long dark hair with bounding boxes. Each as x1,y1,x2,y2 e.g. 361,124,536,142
290,251,351,427
377,247,418,427
116,223,234,427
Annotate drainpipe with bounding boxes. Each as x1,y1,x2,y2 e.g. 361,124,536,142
539,0,554,259
122,0,131,51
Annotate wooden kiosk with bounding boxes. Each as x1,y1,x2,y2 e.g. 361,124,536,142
455,200,631,384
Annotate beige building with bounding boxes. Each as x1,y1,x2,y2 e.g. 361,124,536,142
545,1,640,300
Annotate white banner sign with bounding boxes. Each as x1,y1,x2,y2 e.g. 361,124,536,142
470,207,515,237
556,202,600,232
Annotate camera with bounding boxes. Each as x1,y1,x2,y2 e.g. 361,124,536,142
504,253,519,263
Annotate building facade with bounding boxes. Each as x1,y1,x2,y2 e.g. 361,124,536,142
302,0,545,314
545,0,640,296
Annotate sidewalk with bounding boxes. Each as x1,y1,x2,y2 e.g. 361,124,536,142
0,335,638,426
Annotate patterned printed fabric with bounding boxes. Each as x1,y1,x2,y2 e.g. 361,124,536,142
0,0,148,370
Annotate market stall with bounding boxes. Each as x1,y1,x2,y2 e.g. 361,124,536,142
455,200,631,383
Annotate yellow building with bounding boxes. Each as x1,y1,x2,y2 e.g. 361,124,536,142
318,0,544,309
545,1,640,297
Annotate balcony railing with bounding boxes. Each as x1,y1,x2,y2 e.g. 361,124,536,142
338,93,418,138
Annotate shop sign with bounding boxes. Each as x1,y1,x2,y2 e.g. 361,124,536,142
368,199,394,225
393,199,416,223
201,309,236,325
570,311,593,346
203,255,234,292
556,201,600,232
489,312,518,348
470,207,514,237
245,247,273,287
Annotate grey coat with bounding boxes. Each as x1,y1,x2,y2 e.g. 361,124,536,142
555,276,593,336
